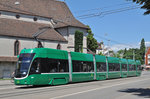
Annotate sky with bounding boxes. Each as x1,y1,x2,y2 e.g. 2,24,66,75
64,0,150,51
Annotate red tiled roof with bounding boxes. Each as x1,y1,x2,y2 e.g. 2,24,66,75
0,18,67,42
0,0,88,29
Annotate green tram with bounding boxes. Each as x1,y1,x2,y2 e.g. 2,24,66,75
14,48,142,85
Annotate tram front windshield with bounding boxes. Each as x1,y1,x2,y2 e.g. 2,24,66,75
15,53,35,78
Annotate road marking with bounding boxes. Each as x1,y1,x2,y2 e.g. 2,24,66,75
51,78,150,99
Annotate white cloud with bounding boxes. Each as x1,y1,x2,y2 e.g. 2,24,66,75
105,41,150,52
145,42,150,47
110,44,139,52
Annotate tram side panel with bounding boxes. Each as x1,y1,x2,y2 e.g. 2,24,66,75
95,55,107,80
71,52,95,82
136,60,142,76
120,58,128,78
107,57,121,79
41,49,70,85
127,59,137,77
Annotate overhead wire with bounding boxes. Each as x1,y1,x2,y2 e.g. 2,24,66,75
73,2,133,13
77,6,141,19
94,34,135,48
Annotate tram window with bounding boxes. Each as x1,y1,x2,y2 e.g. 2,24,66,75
58,59,69,72
87,62,94,72
30,58,69,74
30,58,41,74
121,64,127,71
129,64,136,71
72,60,94,72
108,63,114,71
72,61,81,72
129,64,132,71
115,63,120,71
45,58,69,73
132,65,136,71
96,62,106,72
41,58,52,73
108,63,120,71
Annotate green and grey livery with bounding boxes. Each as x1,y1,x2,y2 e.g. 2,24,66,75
14,48,142,85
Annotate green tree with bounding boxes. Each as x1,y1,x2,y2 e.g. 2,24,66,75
131,0,150,15
117,49,124,58
87,26,98,53
74,30,83,52
98,52,104,56
140,38,146,64
119,48,142,63
113,52,121,58
123,48,127,58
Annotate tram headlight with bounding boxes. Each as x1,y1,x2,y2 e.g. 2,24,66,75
31,77,34,79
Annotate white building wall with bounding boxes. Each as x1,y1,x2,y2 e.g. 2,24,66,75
0,62,16,78
44,41,68,51
83,36,87,52
19,39,37,50
56,27,68,40
148,54,150,59
68,34,74,52
0,36,68,56
148,60,150,65
57,27,88,53
0,37,15,56
148,54,150,64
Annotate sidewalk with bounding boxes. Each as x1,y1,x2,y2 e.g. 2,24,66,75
0,79,14,86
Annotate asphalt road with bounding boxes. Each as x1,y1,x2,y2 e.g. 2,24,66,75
0,71,150,99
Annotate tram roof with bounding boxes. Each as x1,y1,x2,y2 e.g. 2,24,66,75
128,59,136,64
20,48,68,60
95,55,106,63
107,57,120,63
71,52,93,62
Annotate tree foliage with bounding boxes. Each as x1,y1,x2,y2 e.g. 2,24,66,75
75,30,83,52
140,38,146,64
123,48,127,58
131,0,150,15
87,26,98,53
116,38,145,64
98,52,105,56
117,48,143,64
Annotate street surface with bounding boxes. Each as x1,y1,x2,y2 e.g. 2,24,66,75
0,71,150,99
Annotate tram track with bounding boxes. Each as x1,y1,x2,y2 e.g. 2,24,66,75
0,74,149,99
0,83,97,98
0,85,94,98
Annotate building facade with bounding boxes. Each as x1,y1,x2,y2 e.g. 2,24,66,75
0,0,88,78
96,41,104,55
145,47,150,66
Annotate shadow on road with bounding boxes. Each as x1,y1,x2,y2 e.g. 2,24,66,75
118,88,150,98
15,85,52,89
